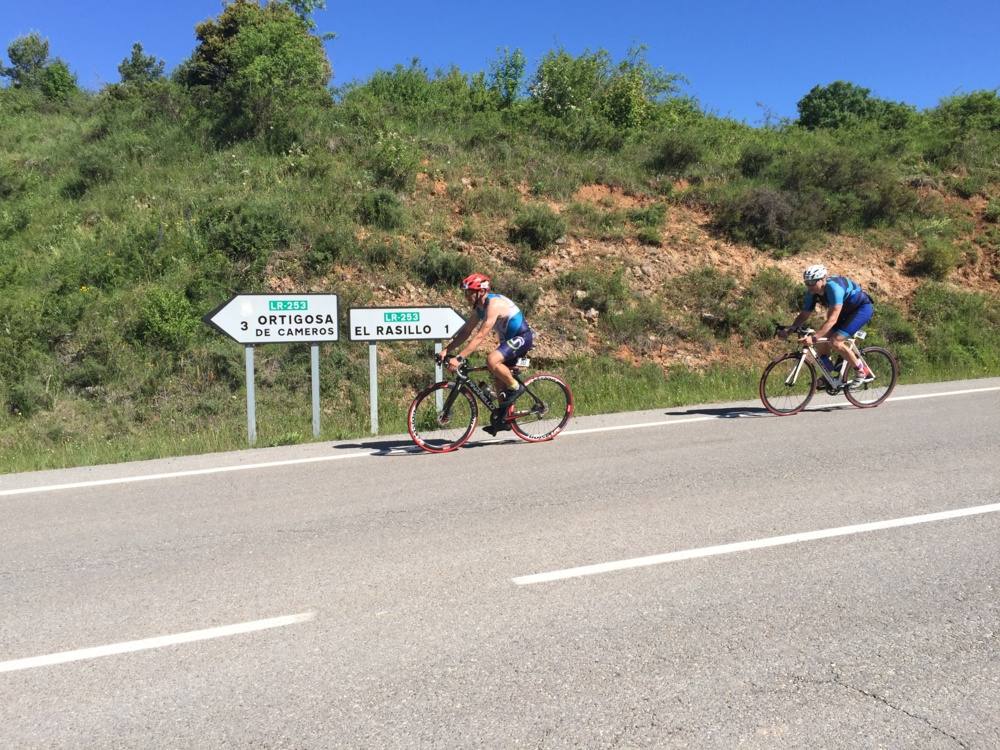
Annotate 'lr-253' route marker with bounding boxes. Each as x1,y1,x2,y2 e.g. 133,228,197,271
204,294,339,445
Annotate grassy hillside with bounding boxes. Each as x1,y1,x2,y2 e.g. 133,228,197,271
1,17,999,471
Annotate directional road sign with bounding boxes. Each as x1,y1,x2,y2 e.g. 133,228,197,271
204,294,339,344
348,306,466,341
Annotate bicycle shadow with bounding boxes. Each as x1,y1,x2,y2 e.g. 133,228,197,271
663,406,769,419
334,433,519,456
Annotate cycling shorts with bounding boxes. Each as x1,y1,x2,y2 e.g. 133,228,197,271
496,329,534,365
833,301,874,338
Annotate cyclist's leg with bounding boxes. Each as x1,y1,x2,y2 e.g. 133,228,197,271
832,303,874,369
489,332,534,396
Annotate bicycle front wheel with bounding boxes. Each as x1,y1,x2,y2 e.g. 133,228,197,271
844,346,898,408
510,374,574,442
760,353,816,416
407,382,478,453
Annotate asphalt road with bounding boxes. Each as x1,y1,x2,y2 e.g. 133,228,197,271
2,377,998,748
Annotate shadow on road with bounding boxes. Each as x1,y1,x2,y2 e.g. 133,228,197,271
334,434,519,455
663,406,769,419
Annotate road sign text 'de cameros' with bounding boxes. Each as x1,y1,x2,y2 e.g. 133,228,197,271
204,294,340,344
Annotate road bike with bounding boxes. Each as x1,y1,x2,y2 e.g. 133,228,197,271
407,356,574,453
759,327,898,415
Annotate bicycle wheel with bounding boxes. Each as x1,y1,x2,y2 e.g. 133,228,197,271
407,382,478,453
510,374,574,442
759,353,816,416
844,346,898,408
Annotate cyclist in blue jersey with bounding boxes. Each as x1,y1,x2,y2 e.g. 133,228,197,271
779,264,875,387
438,273,535,434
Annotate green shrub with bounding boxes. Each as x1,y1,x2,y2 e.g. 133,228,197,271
910,282,1000,371
134,287,199,350
664,267,739,336
869,302,917,346
6,379,53,417
627,203,667,229
713,186,798,250
357,190,405,230
198,201,293,264
362,238,398,267
737,142,775,178
911,236,959,280
413,245,474,287
983,199,1000,223
729,267,801,340
635,226,662,246
557,268,629,313
565,202,626,239
62,148,118,199
307,225,357,271
367,131,419,189
509,204,566,251
648,131,703,176
0,206,30,238
603,298,667,345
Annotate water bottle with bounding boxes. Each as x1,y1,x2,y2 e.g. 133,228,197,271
479,381,495,403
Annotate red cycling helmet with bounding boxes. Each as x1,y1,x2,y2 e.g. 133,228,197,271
461,273,491,291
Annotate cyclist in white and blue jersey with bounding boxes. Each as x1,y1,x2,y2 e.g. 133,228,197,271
780,264,875,386
438,273,535,434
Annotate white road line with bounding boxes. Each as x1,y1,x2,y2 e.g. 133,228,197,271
2,385,996,498
0,612,315,673
512,502,1000,585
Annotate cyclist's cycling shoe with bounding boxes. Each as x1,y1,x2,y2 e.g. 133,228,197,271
483,421,512,436
848,370,876,388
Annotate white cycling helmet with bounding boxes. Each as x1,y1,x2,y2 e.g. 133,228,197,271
803,264,828,284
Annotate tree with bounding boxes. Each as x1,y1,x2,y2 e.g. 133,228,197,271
118,43,165,84
797,81,879,129
488,48,525,108
3,33,49,89
529,48,610,118
179,0,332,147
39,60,77,100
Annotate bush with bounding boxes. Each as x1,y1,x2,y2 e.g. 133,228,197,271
713,186,798,249
509,204,566,251
134,287,200,350
62,147,118,198
6,379,52,417
307,225,357,271
357,190,405,230
911,236,959,280
367,131,419,189
0,207,30,238
648,131,703,176
984,199,1000,223
413,245,474,287
557,268,629,313
198,201,294,264
737,142,774,178
461,185,521,217
495,274,542,314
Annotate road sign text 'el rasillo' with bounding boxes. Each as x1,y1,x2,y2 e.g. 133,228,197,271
349,307,464,341
204,294,339,344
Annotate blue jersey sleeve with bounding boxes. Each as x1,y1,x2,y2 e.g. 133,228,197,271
802,291,817,312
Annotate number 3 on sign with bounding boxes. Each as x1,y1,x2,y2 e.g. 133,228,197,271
241,322,248,331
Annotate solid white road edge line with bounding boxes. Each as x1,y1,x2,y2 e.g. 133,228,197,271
512,502,1000,586
0,611,315,673
2,385,996,498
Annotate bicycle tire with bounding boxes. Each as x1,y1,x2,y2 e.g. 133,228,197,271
407,382,478,453
509,374,574,442
844,346,898,408
759,353,817,416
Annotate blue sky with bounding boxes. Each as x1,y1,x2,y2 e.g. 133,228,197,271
3,0,998,124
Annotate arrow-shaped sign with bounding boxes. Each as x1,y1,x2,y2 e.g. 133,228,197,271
204,294,339,344
348,306,466,341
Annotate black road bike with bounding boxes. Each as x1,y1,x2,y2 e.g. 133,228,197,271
407,357,573,453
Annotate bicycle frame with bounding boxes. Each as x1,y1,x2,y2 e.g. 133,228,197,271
784,331,866,391
439,363,542,422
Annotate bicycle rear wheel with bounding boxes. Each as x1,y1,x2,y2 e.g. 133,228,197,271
407,382,478,453
510,374,573,442
759,353,816,416
844,346,898,408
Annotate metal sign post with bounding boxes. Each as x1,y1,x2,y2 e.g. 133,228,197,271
204,293,339,446
348,306,465,435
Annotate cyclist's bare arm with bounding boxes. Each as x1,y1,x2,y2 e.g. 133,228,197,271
443,318,478,356
813,304,842,339
456,302,502,359
780,310,812,338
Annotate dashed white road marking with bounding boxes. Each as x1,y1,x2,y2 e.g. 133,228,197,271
0,612,315,673
513,502,1000,585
